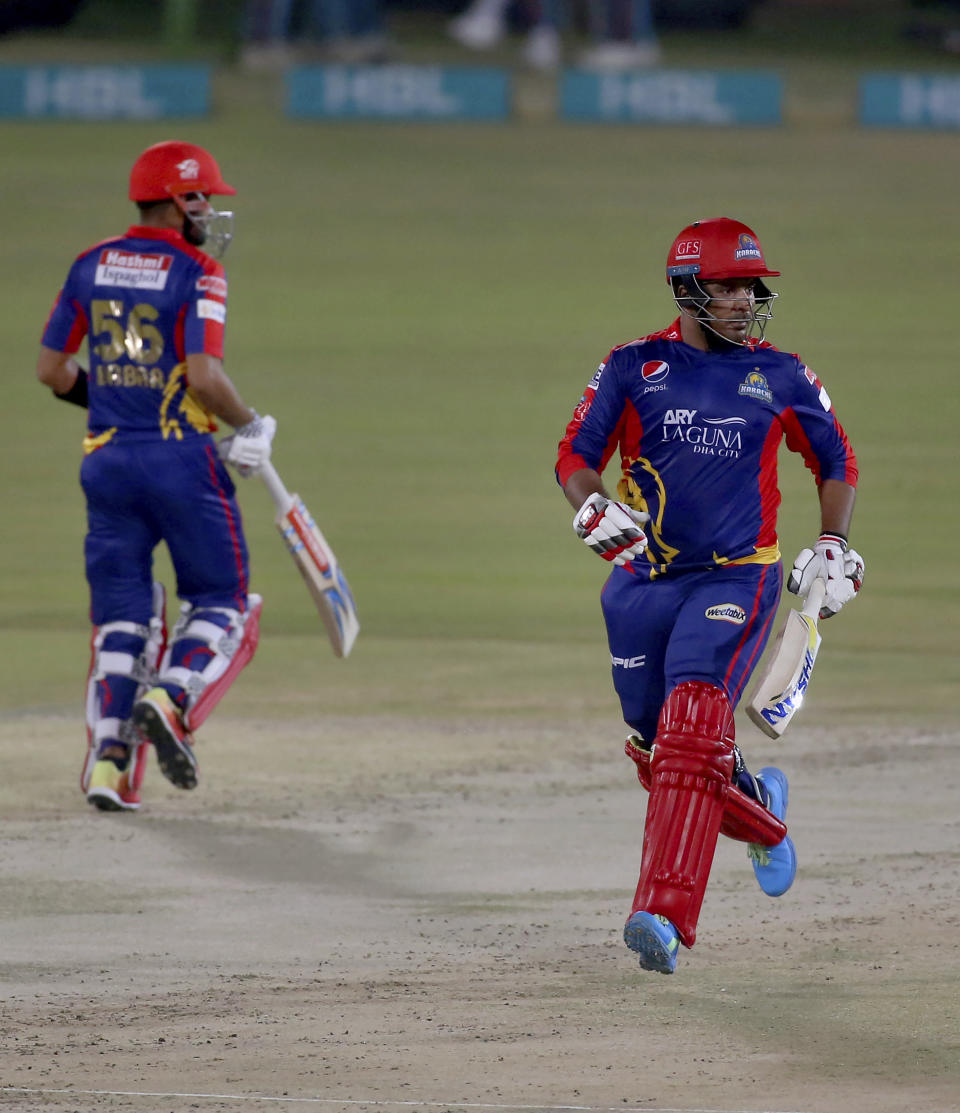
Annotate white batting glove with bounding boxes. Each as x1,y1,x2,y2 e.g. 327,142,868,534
788,533,864,619
573,492,649,566
219,412,276,477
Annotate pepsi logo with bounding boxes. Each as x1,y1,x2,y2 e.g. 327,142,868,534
641,360,670,383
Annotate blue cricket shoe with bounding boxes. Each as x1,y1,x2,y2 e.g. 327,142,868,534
624,910,680,974
749,766,797,897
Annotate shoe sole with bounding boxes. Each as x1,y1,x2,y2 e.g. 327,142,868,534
87,788,139,812
624,914,678,975
132,701,198,790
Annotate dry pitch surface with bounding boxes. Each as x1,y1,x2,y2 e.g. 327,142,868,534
1,707,958,1113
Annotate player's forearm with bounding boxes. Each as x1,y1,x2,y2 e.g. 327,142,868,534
185,354,256,428
818,478,856,540
563,468,608,511
37,345,82,393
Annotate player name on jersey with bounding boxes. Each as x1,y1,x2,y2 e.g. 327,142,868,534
287,65,511,121
560,69,782,125
0,65,210,120
860,73,960,128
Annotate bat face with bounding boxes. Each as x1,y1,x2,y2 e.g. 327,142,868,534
278,495,359,658
746,610,822,738
280,496,334,581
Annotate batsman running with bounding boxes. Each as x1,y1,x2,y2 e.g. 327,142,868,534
555,217,864,974
37,140,276,812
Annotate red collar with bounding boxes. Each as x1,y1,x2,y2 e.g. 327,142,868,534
126,225,188,246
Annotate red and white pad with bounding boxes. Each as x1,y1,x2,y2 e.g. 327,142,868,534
629,681,736,948
159,594,262,731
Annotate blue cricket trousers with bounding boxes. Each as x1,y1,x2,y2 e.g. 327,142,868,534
81,434,250,627
600,561,784,743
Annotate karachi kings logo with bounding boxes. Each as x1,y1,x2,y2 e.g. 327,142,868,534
735,233,763,261
738,370,773,403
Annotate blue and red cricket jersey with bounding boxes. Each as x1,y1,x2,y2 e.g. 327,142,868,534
42,225,228,442
556,319,858,579
42,225,248,626
556,320,858,739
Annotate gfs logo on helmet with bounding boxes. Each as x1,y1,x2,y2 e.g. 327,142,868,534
673,240,701,260
641,360,669,384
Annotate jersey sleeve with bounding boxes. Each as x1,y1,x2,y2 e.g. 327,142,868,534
778,358,858,487
182,259,228,359
555,351,627,487
41,266,89,354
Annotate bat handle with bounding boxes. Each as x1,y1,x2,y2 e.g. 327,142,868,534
259,460,293,512
802,577,827,621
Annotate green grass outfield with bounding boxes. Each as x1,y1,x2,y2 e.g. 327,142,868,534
3,38,958,741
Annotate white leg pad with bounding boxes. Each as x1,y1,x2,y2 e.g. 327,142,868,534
81,584,167,794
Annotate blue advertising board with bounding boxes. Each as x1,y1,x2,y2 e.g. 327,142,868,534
287,65,510,121
0,65,210,120
560,69,782,125
861,73,960,128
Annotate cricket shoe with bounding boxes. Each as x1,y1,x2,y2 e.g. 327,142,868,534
132,686,198,790
623,911,680,974
748,766,796,897
86,758,140,812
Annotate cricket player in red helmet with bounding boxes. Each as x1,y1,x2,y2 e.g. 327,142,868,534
37,140,276,812
555,216,864,973
128,140,237,257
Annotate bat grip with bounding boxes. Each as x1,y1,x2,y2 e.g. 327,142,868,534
802,577,827,620
259,460,293,512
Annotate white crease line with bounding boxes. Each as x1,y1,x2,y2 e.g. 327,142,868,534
0,1087,814,1113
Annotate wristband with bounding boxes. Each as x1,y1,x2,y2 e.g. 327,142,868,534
818,531,847,552
54,369,89,409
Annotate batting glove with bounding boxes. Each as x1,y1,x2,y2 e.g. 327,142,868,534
573,492,649,566
219,412,277,477
788,533,864,619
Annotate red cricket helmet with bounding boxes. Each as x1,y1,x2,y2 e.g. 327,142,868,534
128,140,236,202
666,217,780,284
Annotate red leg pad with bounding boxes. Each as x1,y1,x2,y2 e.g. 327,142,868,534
626,737,786,848
630,681,736,948
128,740,151,794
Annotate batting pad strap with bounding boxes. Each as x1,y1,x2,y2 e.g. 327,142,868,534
625,733,785,847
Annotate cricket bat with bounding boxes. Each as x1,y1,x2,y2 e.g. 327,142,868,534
259,461,359,658
746,578,826,739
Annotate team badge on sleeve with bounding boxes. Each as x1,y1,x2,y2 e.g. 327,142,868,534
197,299,226,323
196,275,228,299
801,365,832,411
